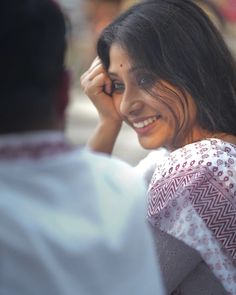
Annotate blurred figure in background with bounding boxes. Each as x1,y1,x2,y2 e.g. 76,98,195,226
214,0,236,22
0,0,165,294
78,0,138,71
195,0,225,29
85,0,123,38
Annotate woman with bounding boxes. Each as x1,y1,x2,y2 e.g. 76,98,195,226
81,0,236,293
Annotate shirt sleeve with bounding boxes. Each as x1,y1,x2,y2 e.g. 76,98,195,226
135,148,170,186
94,158,166,295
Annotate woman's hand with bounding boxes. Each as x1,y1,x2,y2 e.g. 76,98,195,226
80,57,122,124
80,57,122,154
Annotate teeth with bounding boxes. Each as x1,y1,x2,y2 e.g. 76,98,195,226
133,116,157,128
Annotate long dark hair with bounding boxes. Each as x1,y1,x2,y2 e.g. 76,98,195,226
97,0,236,138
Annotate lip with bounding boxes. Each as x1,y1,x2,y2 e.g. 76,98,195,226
130,115,161,135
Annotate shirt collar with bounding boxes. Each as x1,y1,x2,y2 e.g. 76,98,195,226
0,131,72,160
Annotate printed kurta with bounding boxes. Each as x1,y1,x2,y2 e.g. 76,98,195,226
148,139,236,294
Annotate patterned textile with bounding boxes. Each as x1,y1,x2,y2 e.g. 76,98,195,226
148,139,236,294
0,132,72,160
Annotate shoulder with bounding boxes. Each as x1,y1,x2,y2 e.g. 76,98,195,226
78,148,146,204
82,148,143,181
152,139,236,181
148,139,236,227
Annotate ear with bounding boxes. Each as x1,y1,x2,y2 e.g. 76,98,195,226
56,69,71,118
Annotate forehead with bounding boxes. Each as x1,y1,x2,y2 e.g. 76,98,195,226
108,44,132,73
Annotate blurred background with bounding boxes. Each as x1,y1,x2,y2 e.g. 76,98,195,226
57,0,236,165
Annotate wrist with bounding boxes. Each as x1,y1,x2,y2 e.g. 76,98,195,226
100,117,123,130
87,119,122,154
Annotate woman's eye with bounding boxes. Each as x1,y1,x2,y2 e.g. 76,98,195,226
111,82,125,94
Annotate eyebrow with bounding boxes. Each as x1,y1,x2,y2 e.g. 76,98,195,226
108,65,145,78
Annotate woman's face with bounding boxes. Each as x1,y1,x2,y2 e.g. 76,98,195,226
108,44,199,150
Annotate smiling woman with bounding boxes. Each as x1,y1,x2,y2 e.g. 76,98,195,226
80,0,236,294
107,44,183,150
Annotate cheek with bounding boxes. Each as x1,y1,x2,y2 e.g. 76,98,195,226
145,96,176,120
156,96,183,123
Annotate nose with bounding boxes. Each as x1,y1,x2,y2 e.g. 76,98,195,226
119,91,143,117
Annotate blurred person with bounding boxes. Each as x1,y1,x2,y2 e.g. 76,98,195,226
194,0,236,59
80,0,137,70
121,0,139,10
195,0,225,29
82,0,123,64
84,0,123,37
81,0,236,293
84,0,137,38
0,0,165,294
215,0,236,22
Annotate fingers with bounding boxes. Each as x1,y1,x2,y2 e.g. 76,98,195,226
80,56,112,97
80,57,104,81
83,72,111,98
87,56,102,73
79,57,122,124
81,64,104,83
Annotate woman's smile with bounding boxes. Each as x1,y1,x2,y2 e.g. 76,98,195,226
130,115,161,134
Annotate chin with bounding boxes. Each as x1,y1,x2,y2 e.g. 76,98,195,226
138,139,163,150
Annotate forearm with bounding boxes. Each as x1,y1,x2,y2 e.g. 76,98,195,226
87,120,122,154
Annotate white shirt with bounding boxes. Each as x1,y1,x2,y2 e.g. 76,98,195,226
0,132,165,295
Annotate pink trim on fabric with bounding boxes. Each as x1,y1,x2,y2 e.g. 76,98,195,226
0,140,72,160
